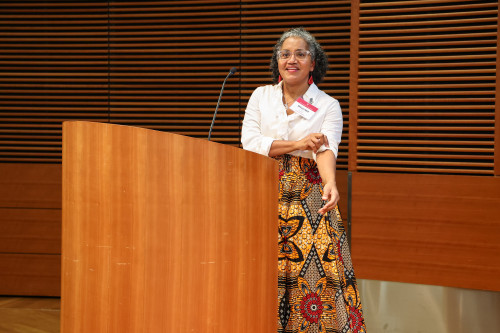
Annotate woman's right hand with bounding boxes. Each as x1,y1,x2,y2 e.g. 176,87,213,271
296,133,329,153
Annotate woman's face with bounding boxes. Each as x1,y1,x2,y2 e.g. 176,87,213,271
278,36,315,86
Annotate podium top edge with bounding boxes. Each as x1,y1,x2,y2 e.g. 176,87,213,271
62,121,278,165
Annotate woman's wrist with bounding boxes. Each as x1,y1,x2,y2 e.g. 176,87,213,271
293,139,301,151
268,139,301,157
323,180,336,187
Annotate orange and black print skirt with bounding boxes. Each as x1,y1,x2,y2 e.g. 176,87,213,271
276,154,367,333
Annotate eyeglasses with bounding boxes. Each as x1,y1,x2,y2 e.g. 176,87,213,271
277,50,311,61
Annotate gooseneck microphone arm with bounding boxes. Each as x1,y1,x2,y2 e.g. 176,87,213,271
208,67,238,141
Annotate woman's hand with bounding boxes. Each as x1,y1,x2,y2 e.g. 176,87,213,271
296,133,329,153
318,182,339,215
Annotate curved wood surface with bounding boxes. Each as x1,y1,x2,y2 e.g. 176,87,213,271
61,121,278,332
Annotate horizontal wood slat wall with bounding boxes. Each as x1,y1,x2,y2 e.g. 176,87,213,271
108,1,242,144
496,0,500,175
0,2,109,163
352,0,498,175
0,0,352,167
348,0,500,292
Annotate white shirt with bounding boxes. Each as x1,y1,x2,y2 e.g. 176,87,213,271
241,82,343,160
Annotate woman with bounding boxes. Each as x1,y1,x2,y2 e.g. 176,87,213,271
242,27,367,333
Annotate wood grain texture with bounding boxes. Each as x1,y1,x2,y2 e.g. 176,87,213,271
0,208,60,254
0,254,60,296
61,121,278,332
351,172,500,291
0,296,60,333
0,1,353,168
0,164,61,209
0,2,109,163
0,163,62,296
355,0,498,175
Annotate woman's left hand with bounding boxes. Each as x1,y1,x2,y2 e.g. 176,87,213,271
318,182,339,215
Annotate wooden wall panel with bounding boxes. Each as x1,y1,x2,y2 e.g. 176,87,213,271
0,0,498,298
0,0,354,297
0,0,353,160
351,172,500,291
348,0,500,293
353,0,498,175
0,254,60,296
0,2,109,163
0,164,61,296
0,164,61,209
0,208,60,254
108,1,242,144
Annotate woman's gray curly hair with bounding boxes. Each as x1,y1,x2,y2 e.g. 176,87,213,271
270,27,329,84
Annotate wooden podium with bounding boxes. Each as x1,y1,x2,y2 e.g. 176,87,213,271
61,121,278,332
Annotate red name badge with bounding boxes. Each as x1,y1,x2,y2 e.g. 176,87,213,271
290,97,318,120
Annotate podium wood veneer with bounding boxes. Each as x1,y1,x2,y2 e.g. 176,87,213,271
61,121,278,332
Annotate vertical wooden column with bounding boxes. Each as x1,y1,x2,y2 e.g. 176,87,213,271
348,0,360,172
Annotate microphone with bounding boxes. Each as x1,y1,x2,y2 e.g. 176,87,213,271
208,67,238,141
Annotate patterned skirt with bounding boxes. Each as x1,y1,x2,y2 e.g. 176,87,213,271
277,154,366,333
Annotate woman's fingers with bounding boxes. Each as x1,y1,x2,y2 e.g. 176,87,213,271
299,133,328,152
307,137,318,152
318,183,339,215
311,133,325,152
319,196,337,214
